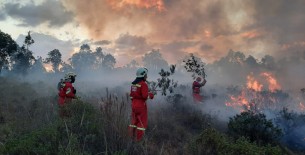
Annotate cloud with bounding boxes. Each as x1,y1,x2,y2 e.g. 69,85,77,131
94,40,111,46
114,33,151,54
4,0,74,27
244,0,305,44
200,43,214,51
0,10,6,21
159,41,200,63
16,32,75,61
58,0,305,63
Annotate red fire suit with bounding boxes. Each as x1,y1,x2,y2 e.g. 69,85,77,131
129,80,154,141
58,82,76,117
192,79,206,102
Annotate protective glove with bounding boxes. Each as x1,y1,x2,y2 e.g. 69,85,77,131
148,92,154,99
73,89,76,94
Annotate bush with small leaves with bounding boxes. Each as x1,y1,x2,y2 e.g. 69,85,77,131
228,111,283,145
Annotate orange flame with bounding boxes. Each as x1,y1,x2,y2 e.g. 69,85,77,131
107,0,165,11
226,90,251,111
226,72,282,111
247,74,263,92
261,72,281,92
204,30,211,38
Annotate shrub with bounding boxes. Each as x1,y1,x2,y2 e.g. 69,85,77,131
0,101,105,154
228,111,283,145
189,128,284,155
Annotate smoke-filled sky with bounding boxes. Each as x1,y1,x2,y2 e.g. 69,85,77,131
0,0,304,66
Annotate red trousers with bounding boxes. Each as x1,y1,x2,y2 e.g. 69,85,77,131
193,93,203,103
129,106,147,141
58,97,73,118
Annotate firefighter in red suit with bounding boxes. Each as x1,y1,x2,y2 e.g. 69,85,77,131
58,72,77,117
193,77,207,103
129,68,154,141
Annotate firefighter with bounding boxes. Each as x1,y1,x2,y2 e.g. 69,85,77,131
58,72,77,118
129,67,154,141
192,77,206,103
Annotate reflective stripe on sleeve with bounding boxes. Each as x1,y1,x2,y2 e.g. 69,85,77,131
137,127,146,131
129,125,137,128
66,88,71,94
132,84,141,87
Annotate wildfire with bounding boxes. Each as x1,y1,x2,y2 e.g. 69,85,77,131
261,72,281,92
226,72,282,112
225,90,252,112
247,74,263,91
204,30,211,38
107,0,165,11
43,64,53,72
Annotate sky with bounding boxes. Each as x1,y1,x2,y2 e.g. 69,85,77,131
0,0,304,66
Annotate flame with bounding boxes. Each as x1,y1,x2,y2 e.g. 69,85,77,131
204,30,211,38
261,72,281,92
43,64,53,72
300,102,305,111
226,90,251,111
226,72,282,112
107,0,165,11
247,74,263,91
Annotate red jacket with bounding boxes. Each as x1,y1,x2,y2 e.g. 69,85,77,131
130,80,154,108
58,82,75,105
193,79,206,94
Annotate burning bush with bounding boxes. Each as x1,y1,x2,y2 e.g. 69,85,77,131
228,111,283,145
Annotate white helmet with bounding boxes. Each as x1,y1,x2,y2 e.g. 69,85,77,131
64,72,77,80
136,68,148,78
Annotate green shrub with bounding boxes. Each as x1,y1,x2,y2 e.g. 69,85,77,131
189,128,284,155
1,124,58,154
228,111,282,145
0,100,104,154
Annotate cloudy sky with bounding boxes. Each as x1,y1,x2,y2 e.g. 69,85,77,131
0,0,304,66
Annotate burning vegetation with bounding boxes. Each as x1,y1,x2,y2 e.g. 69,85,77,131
0,30,305,154
225,71,291,113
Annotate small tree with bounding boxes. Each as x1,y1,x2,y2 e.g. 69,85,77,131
0,30,18,74
24,31,34,51
69,44,95,71
11,46,35,75
94,47,104,69
183,53,206,79
44,49,62,73
126,60,139,69
59,62,73,73
102,54,116,69
142,49,168,71
31,56,46,73
148,65,178,96
228,111,282,145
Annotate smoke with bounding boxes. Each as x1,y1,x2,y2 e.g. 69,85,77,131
58,0,305,64
3,0,74,27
